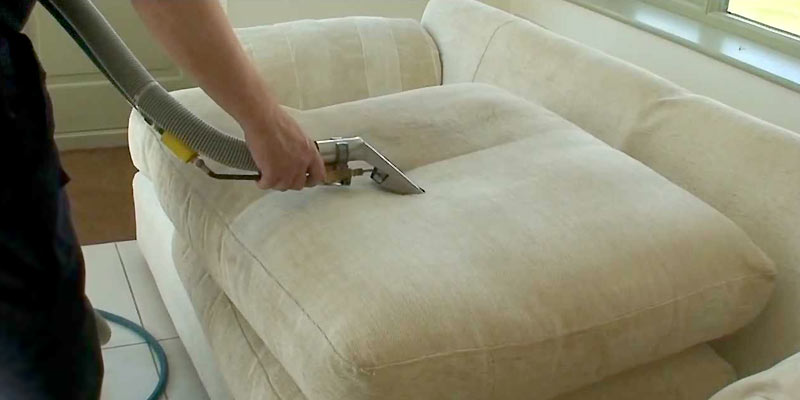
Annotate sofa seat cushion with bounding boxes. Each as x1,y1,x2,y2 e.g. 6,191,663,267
128,83,775,399
172,232,738,400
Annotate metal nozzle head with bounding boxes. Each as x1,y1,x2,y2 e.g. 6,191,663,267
316,137,425,195
370,167,425,195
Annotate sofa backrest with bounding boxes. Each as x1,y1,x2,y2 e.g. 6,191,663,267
236,17,442,110
423,0,800,377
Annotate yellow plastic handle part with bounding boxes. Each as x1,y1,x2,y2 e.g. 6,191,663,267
161,131,198,163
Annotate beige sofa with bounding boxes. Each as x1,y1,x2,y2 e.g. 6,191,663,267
129,1,800,399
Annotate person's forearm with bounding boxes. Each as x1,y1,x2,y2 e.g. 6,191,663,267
132,0,326,190
131,0,274,133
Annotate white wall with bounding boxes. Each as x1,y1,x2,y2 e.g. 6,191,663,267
36,0,509,150
228,0,427,27
28,0,187,149
508,0,800,134
227,0,509,27
39,0,799,148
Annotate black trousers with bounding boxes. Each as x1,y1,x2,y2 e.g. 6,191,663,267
0,30,103,399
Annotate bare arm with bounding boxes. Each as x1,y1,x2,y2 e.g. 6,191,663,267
131,0,324,190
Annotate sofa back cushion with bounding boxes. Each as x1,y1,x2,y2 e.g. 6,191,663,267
422,0,800,376
237,17,441,110
422,0,686,148
474,21,685,149
624,95,800,376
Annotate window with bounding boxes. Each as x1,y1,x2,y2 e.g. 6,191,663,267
727,0,800,37
641,0,800,49
566,0,800,92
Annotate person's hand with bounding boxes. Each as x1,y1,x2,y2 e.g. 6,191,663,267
132,0,325,190
242,103,325,191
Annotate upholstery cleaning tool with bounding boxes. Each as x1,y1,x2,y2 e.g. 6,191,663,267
39,0,425,195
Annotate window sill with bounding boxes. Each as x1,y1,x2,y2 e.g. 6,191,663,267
566,0,800,93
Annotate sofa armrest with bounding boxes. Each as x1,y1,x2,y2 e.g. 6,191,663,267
710,351,800,399
235,17,442,110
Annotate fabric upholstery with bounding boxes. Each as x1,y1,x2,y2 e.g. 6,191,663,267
171,233,738,400
621,95,800,377
128,83,774,399
710,351,800,400
172,234,305,400
421,0,518,85
557,346,736,400
421,0,800,376
422,0,685,151
236,17,441,110
475,22,686,149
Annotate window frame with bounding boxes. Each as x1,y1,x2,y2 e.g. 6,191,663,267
642,0,800,58
565,0,800,93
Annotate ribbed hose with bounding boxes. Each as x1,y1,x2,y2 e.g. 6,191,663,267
137,84,257,170
39,0,258,172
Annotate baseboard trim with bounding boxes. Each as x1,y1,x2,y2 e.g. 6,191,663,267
56,128,128,151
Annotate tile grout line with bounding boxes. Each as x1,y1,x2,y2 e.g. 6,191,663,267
114,242,167,399
114,243,143,322
102,341,149,351
114,242,146,329
155,337,184,400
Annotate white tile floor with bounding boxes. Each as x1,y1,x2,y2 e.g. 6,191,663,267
84,241,210,400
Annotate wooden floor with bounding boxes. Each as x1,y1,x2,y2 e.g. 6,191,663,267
60,147,138,245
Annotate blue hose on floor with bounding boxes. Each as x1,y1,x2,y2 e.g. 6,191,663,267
96,309,169,400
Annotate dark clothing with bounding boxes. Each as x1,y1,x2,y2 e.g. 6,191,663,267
1,10,103,400
0,0,36,32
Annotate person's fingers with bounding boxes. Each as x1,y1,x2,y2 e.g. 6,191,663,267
289,170,307,191
257,173,276,190
305,171,315,188
247,119,320,191
274,174,295,191
307,152,326,187
258,169,289,191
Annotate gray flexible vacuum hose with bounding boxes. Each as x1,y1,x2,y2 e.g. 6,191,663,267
39,0,258,172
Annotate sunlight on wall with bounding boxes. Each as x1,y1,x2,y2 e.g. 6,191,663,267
728,0,800,36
